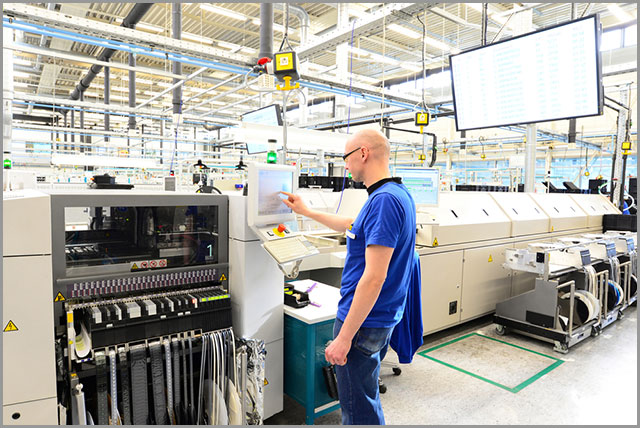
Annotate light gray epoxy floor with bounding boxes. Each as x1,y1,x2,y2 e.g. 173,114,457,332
266,305,637,425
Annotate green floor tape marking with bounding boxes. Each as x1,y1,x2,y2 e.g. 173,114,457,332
418,333,564,393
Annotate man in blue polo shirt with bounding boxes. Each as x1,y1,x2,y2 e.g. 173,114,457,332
281,129,417,424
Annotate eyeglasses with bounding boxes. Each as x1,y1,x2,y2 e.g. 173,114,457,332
342,146,362,161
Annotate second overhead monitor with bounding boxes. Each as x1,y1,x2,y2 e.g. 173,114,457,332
242,105,283,155
395,168,440,206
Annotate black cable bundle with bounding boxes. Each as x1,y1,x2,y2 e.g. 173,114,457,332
322,365,339,400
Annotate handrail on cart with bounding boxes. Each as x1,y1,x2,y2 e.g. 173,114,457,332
555,280,576,337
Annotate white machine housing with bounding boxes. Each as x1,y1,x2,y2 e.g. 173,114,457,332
3,190,58,425
490,192,549,237
228,193,285,419
569,194,622,228
528,192,589,232
416,192,511,247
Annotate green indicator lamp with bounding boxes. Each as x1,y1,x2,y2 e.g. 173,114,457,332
267,151,277,164
266,139,277,164
3,158,11,169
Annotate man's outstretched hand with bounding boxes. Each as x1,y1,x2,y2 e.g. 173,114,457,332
280,191,310,216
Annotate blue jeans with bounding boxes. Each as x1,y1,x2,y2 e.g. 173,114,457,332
333,318,393,425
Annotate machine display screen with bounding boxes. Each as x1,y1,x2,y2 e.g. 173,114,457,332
64,205,219,270
257,169,293,216
395,168,439,206
450,15,602,131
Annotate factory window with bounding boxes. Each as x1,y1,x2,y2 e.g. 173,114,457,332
624,24,637,47
601,29,622,51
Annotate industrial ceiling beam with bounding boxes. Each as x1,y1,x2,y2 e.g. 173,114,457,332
3,3,253,67
296,3,432,59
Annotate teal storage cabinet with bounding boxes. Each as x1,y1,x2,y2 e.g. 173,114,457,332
283,280,341,424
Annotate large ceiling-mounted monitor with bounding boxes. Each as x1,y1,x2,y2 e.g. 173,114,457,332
450,15,603,131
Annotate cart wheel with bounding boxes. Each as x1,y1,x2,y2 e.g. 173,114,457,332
378,378,387,394
495,324,507,336
553,342,569,354
392,367,402,376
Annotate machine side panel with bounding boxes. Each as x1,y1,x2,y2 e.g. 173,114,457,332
3,397,58,425
229,238,284,342
263,340,284,420
420,251,463,335
2,192,51,256
460,243,513,321
2,256,56,406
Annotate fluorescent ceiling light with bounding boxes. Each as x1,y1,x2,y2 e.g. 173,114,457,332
182,33,213,44
346,46,371,57
400,62,422,72
608,4,634,23
370,52,399,66
156,81,173,88
120,77,153,85
348,8,372,19
13,58,33,66
424,36,457,53
136,22,164,32
13,81,30,88
13,71,31,78
109,95,130,102
388,23,421,39
115,18,163,33
200,4,247,21
465,3,482,12
217,41,256,54
208,100,226,106
225,93,245,99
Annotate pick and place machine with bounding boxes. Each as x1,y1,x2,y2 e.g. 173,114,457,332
3,190,234,425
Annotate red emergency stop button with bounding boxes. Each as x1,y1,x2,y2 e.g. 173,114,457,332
277,224,287,233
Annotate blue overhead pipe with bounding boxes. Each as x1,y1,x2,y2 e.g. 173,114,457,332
4,18,421,112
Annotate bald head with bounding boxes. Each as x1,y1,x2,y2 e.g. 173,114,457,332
349,129,390,161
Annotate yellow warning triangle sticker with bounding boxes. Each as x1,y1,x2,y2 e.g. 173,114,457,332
220,274,227,281
131,263,139,270
54,292,66,302
432,237,439,247
488,255,493,263
264,378,269,386
4,320,18,332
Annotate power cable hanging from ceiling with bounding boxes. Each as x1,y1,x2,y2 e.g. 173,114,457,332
415,9,427,111
278,3,293,52
379,14,386,130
